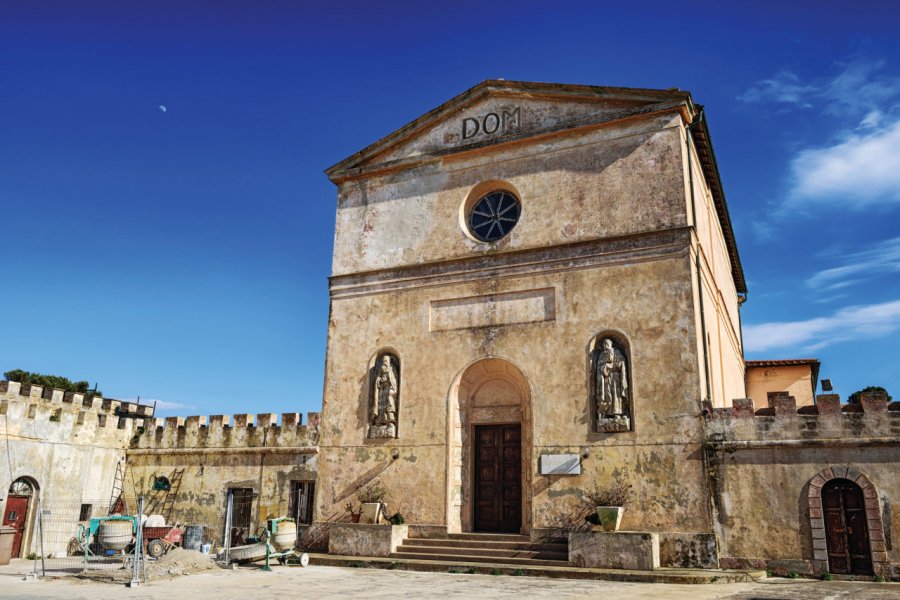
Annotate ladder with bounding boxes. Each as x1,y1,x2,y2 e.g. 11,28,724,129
108,461,126,514
159,468,184,523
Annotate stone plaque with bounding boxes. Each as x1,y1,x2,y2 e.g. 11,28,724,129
540,453,581,475
429,288,555,332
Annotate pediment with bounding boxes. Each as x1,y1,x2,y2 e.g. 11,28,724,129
326,80,694,180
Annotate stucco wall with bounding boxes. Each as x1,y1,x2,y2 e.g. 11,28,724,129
125,412,319,547
705,397,899,577
746,364,816,408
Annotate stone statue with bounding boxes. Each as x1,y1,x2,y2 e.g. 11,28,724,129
369,354,399,438
594,338,631,432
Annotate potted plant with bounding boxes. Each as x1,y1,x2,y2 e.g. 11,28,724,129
344,501,361,523
585,481,632,531
356,481,387,524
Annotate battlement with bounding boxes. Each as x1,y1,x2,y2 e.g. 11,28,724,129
0,380,141,447
704,391,899,445
129,411,321,451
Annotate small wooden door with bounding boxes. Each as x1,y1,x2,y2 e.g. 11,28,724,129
823,479,873,575
3,495,30,558
228,488,254,546
474,424,521,533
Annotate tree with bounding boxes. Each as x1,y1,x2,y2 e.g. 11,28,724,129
3,369,100,395
847,385,891,404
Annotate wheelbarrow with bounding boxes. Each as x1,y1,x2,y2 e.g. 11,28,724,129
143,526,183,559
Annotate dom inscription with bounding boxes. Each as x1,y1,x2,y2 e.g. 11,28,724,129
462,107,521,140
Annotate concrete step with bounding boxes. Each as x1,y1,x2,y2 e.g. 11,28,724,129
396,544,569,561
305,553,768,584
390,551,571,567
402,538,568,553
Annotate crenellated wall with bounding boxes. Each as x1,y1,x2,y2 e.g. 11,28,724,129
125,410,320,548
704,391,900,578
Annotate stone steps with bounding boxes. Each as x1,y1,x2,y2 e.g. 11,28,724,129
305,553,767,584
395,533,569,566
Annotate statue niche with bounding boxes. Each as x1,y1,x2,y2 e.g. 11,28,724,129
368,353,400,439
592,336,631,433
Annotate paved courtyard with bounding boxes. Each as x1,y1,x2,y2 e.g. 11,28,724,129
0,561,897,600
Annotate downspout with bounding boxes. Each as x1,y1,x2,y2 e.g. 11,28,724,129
687,110,712,405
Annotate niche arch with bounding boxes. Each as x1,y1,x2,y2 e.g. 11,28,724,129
588,330,633,433
367,348,401,439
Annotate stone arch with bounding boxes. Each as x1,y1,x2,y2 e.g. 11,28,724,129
6,476,40,559
588,330,633,433
446,357,532,534
807,466,888,575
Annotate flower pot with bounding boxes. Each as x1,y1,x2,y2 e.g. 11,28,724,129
360,502,383,524
595,506,624,531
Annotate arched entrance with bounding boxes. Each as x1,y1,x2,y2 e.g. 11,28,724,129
822,479,873,575
3,477,37,558
446,358,531,534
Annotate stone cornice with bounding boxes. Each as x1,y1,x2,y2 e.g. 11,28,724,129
330,227,691,299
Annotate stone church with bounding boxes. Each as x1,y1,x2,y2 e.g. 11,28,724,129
315,80,899,577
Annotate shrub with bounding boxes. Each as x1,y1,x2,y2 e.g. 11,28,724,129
821,573,834,581
388,512,405,525
584,481,633,507
4,369,100,395
848,386,892,404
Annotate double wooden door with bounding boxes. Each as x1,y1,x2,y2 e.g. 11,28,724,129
823,479,873,575
2,495,29,558
474,424,521,533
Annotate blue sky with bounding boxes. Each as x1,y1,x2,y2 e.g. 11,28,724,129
2,1,898,416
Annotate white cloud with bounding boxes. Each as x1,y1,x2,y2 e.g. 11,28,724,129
739,71,815,107
786,118,900,209
807,237,900,289
744,299,900,353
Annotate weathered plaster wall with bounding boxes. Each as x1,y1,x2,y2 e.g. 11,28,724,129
331,111,688,276
705,394,900,577
0,381,141,556
125,412,319,547
746,365,816,408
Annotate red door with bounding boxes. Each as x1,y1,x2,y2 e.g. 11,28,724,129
474,424,521,533
3,495,30,558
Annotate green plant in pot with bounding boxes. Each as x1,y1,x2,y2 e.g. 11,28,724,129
585,481,632,531
356,481,387,524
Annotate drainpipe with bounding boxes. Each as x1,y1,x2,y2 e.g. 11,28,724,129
687,111,712,405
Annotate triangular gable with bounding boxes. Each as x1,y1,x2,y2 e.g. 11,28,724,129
325,80,693,180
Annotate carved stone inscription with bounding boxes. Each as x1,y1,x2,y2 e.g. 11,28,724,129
369,354,399,439
593,337,631,433
461,107,521,140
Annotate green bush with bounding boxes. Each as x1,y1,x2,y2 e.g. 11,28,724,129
821,573,834,581
848,386,891,404
4,369,100,395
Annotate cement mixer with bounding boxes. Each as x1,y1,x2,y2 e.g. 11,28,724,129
70,515,138,562
227,517,308,570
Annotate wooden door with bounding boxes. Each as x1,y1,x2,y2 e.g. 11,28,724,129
3,495,30,558
474,424,521,533
823,479,873,575
228,488,254,546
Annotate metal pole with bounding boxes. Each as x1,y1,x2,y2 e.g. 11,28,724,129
37,497,45,577
224,490,233,565
130,496,143,587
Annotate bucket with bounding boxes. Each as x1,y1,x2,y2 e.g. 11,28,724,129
201,543,211,555
183,525,204,551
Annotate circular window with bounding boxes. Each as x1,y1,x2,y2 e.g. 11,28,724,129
467,190,521,242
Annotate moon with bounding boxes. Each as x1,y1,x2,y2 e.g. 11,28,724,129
158,105,167,113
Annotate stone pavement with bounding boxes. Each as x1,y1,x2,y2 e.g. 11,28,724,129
0,561,897,599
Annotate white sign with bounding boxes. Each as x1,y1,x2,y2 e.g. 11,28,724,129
540,453,581,475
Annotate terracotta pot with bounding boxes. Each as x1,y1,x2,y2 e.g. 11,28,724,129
595,506,624,531
360,502,383,524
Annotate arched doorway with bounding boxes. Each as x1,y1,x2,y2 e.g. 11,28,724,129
3,478,37,558
446,358,531,534
822,479,873,575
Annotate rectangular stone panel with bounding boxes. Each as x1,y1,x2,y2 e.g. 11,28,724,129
569,531,660,570
429,288,555,332
540,453,582,475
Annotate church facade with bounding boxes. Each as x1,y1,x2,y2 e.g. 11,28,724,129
317,81,744,542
